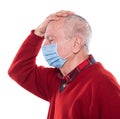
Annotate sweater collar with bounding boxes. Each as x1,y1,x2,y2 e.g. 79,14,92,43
57,55,96,91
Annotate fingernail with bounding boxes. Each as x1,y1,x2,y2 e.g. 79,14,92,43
64,13,67,16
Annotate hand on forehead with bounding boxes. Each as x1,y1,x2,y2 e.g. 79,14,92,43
46,10,74,23
34,10,74,37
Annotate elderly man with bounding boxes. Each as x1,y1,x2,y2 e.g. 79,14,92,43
8,10,120,119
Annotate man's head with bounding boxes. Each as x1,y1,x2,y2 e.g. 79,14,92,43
64,15,92,52
44,14,91,55
43,14,92,69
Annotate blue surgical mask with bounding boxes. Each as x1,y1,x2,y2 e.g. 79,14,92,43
42,43,67,68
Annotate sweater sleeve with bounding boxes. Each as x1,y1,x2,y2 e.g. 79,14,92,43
92,73,120,119
99,78,120,119
8,30,54,101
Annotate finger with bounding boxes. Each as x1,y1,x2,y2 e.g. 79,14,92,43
46,10,75,23
47,15,60,22
55,10,74,17
48,10,74,19
56,10,74,14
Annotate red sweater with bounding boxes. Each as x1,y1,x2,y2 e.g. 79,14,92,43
8,31,120,119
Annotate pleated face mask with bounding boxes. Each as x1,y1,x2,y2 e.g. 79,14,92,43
42,43,67,68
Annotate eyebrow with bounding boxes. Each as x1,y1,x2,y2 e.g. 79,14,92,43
45,35,56,41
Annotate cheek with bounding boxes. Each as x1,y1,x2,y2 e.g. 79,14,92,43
57,47,65,57
57,43,72,58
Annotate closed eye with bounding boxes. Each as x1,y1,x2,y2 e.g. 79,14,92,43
47,36,55,44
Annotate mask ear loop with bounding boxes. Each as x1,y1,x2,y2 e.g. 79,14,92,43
59,41,84,60
56,42,74,60
64,52,74,59
55,43,66,60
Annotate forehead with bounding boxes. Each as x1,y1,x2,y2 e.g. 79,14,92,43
45,18,66,38
47,18,65,30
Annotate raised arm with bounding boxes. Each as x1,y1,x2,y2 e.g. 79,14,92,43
8,10,74,101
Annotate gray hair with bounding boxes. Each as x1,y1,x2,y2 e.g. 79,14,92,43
64,14,92,52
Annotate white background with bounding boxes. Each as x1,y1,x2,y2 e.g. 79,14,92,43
0,0,120,119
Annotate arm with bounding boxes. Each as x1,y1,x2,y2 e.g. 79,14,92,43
100,78,120,119
8,31,51,100
92,74,120,119
8,10,74,101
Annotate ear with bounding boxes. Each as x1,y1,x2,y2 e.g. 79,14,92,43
72,36,82,54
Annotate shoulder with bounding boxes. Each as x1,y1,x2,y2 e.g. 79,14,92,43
90,62,120,99
86,62,119,95
91,62,119,86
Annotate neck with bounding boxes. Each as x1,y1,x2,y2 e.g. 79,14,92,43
60,52,89,76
